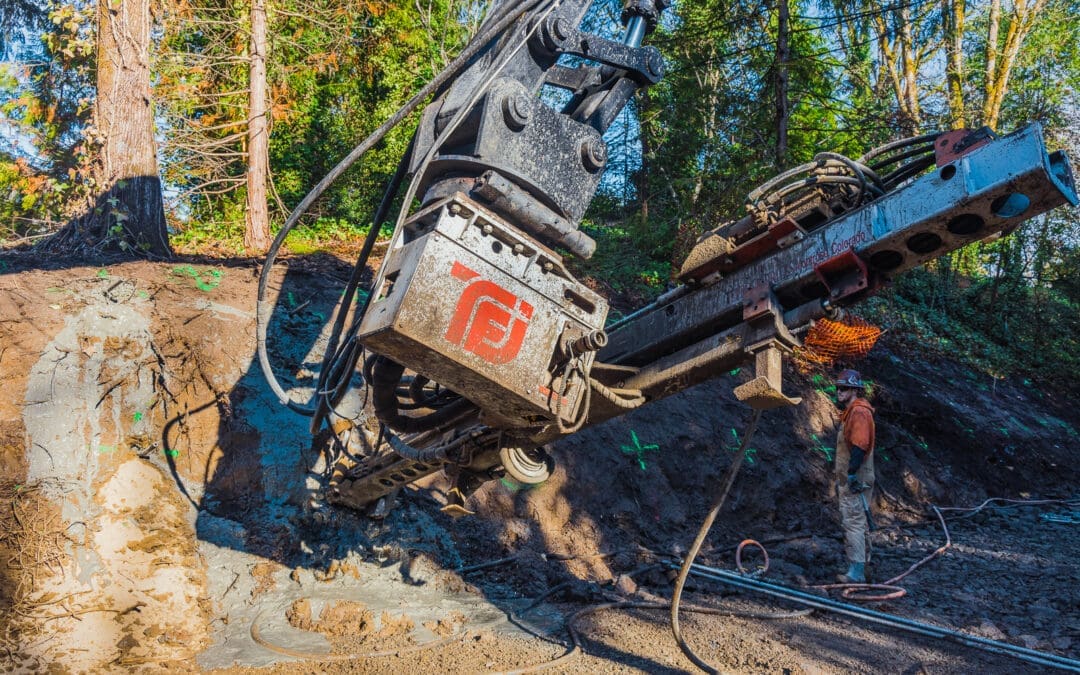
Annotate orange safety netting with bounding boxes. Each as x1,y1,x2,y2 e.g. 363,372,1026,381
795,315,882,367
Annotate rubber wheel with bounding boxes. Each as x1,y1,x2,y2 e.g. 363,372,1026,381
499,445,555,485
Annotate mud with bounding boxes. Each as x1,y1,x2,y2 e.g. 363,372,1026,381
0,253,1077,673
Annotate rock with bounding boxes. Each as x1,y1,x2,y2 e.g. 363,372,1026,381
976,619,1007,641
614,574,638,596
1052,637,1073,651
1019,635,1041,649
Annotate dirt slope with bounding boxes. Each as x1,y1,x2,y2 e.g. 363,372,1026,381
1,253,1077,673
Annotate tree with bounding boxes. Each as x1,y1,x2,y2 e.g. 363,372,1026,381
45,0,171,255
245,0,270,251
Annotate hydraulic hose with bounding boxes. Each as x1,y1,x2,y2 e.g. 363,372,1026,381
670,408,763,674
589,378,645,409
308,137,415,432
370,357,477,434
383,426,478,464
858,132,940,165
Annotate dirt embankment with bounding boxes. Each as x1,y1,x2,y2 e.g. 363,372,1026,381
1,254,1077,673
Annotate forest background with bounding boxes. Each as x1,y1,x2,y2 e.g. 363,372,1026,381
0,0,1078,389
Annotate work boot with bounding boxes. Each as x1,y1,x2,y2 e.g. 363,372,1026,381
838,562,866,583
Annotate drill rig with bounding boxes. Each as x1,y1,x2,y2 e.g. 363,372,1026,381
257,0,1077,517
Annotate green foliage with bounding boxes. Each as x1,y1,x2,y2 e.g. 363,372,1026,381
570,222,672,315
863,249,1080,394
0,1,94,235
171,265,224,292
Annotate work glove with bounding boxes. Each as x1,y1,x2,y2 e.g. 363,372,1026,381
847,474,865,492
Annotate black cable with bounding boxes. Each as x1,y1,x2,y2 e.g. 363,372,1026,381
670,408,762,675
308,136,415,432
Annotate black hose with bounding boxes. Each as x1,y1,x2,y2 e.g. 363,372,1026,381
308,137,416,432
670,408,763,674
859,131,940,165
383,426,476,464
869,144,936,175
370,357,477,433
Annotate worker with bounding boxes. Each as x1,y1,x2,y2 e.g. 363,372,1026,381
833,368,876,583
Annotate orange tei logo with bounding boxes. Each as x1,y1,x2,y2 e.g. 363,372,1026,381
444,261,534,364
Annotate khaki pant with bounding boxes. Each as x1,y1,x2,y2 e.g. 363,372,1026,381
838,484,871,564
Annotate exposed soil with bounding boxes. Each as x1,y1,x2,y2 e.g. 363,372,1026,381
0,251,1077,674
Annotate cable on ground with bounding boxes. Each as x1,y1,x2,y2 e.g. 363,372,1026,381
669,408,763,674
682,563,1080,673
813,504,949,602
502,597,809,675
734,539,769,577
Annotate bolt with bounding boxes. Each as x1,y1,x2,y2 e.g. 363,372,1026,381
448,203,461,215
647,51,664,77
580,138,607,172
482,223,493,235
512,243,524,255
551,17,569,41
502,92,530,131
542,261,554,272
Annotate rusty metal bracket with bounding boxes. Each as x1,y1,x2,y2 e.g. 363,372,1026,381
935,127,996,166
733,339,803,410
814,248,869,301
734,291,802,410
743,283,776,321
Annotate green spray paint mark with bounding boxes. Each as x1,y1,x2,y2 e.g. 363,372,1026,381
620,430,659,471
97,445,117,454
728,427,758,464
164,449,180,458
171,265,223,291
96,268,109,278
287,291,297,307
728,368,741,376
137,290,149,298
809,433,834,462
133,411,143,423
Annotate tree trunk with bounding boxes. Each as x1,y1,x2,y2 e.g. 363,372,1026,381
83,0,171,257
774,0,789,169
984,0,1001,119
981,0,1047,130
245,0,271,252
943,0,965,128
898,4,921,134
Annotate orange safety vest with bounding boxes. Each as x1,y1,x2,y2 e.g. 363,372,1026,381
834,397,876,486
